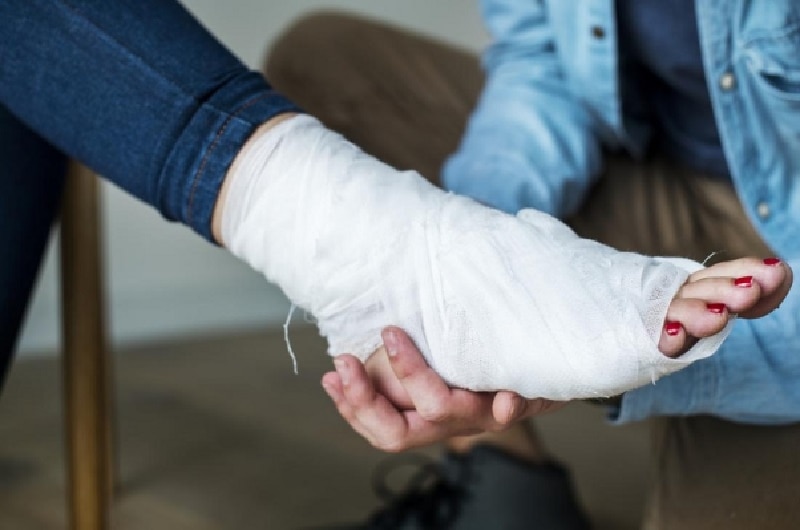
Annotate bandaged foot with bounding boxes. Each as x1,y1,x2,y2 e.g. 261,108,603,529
221,115,784,399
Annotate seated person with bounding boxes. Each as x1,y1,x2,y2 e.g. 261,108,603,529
263,1,800,528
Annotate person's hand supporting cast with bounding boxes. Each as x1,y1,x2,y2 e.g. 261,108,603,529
321,327,566,452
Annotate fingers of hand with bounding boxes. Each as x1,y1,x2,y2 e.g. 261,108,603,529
492,391,526,426
364,346,413,408
325,355,480,452
321,368,381,448
382,326,492,425
492,392,567,426
333,355,414,451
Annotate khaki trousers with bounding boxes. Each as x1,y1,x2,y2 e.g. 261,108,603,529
266,13,800,529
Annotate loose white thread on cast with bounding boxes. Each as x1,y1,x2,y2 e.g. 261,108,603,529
702,251,722,266
283,304,299,375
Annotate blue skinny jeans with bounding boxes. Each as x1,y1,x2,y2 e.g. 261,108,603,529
0,0,299,385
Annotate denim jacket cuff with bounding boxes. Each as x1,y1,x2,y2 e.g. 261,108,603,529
608,356,720,424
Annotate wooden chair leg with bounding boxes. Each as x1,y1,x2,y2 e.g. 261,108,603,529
60,162,113,530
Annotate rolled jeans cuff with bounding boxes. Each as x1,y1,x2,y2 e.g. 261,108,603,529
161,71,301,242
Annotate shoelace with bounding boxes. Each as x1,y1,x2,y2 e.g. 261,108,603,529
364,454,468,530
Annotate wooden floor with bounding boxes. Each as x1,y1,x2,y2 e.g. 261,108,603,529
0,327,651,529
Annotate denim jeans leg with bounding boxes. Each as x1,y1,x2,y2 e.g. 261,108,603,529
0,105,67,389
0,0,299,242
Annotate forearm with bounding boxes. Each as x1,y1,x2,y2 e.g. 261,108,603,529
444,0,602,216
442,76,601,216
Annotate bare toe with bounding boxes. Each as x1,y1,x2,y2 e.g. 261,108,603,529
677,276,763,314
658,320,693,358
689,257,786,295
658,298,730,357
668,298,729,337
741,259,793,318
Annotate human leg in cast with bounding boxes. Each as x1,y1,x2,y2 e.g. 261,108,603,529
218,115,792,400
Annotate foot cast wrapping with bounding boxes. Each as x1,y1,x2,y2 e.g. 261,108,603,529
222,115,732,399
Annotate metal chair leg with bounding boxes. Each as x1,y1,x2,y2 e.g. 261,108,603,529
60,162,113,530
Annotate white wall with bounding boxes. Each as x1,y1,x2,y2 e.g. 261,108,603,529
17,0,488,355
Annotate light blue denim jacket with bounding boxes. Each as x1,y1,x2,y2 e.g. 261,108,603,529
443,0,800,424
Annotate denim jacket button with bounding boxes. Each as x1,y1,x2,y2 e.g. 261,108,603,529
757,201,770,219
591,25,605,39
719,72,736,91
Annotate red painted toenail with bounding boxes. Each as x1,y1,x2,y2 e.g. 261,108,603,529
707,303,726,314
665,321,682,336
764,258,781,266
734,276,753,287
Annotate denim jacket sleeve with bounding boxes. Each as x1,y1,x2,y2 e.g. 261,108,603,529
441,0,602,217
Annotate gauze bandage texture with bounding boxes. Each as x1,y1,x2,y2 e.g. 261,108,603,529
222,115,732,400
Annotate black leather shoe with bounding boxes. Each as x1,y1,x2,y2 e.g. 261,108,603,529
311,444,591,530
